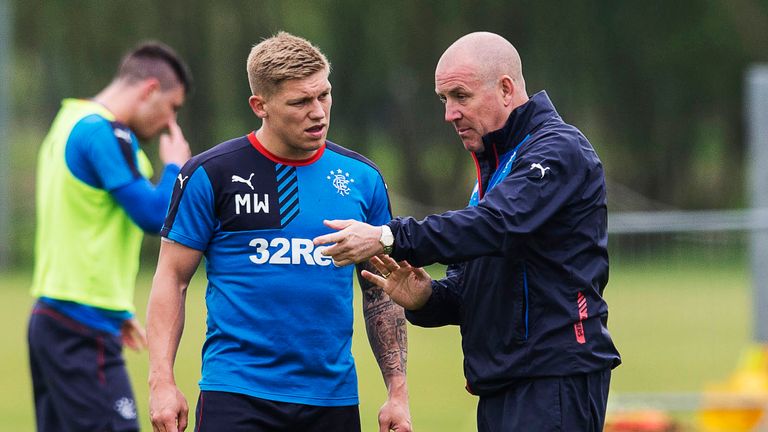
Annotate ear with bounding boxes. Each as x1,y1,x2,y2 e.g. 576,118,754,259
249,94,268,119
500,75,515,106
139,78,161,101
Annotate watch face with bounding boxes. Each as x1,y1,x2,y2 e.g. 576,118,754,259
380,227,394,254
380,226,394,247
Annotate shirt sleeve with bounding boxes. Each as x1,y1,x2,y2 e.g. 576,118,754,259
365,172,392,226
65,116,144,191
161,164,218,251
112,164,181,234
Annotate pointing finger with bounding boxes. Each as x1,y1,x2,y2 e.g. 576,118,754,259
322,219,355,230
313,232,342,246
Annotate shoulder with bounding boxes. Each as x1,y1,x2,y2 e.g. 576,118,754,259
325,141,385,179
69,115,140,154
75,113,112,129
182,135,253,176
67,114,132,160
526,119,601,168
69,114,116,141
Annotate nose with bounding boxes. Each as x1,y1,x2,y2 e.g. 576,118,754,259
444,101,461,123
163,113,176,129
308,100,326,120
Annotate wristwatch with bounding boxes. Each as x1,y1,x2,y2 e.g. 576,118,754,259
379,224,394,255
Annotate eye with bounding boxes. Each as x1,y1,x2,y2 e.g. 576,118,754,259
319,91,330,101
438,95,447,104
456,93,468,101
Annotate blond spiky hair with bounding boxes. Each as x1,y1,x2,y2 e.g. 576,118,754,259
247,31,330,98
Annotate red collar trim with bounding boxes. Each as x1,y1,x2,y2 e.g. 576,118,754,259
471,143,499,200
247,131,325,166
471,152,483,200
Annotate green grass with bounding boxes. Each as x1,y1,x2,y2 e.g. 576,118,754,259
0,257,752,431
607,259,751,392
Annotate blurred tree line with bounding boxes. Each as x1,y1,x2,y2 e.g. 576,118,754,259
5,0,768,265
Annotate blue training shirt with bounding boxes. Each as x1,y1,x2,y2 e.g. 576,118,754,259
67,113,180,234
162,132,392,406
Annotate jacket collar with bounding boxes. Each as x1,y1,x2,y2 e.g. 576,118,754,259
479,90,559,158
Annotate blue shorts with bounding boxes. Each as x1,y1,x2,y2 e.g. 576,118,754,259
27,301,139,432
476,369,611,432
194,390,361,432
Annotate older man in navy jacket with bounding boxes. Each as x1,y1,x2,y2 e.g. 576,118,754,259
315,32,621,431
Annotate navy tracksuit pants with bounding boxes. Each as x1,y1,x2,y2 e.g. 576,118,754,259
476,368,611,431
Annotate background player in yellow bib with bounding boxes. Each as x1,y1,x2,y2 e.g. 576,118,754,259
28,41,192,432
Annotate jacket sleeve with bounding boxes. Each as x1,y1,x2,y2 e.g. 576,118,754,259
405,263,464,327
389,134,587,267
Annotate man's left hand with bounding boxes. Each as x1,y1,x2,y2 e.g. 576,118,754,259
121,317,148,352
313,219,384,266
378,395,412,432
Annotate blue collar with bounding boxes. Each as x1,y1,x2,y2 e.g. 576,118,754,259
469,134,531,206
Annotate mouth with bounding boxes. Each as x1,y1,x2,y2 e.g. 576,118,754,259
455,126,472,137
305,124,325,137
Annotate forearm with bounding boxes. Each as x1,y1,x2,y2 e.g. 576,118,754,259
147,263,188,387
358,262,408,393
113,164,181,234
388,208,507,267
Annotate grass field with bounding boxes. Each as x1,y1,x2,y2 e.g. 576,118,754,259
0,255,751,431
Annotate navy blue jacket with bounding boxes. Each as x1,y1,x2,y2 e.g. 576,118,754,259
388,91,621,396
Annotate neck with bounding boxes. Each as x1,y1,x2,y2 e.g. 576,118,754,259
255,127,319,161
92,81,139,123
510,93,529,112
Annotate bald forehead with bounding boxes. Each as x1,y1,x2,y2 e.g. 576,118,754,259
436,32,522,82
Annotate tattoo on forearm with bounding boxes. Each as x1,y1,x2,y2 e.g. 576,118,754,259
357,262,408,379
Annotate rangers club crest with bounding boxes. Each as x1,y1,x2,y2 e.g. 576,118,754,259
326,169,355,196
114,397,137,420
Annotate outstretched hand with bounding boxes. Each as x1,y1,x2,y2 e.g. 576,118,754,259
313,220,384,266
362,255,432,311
